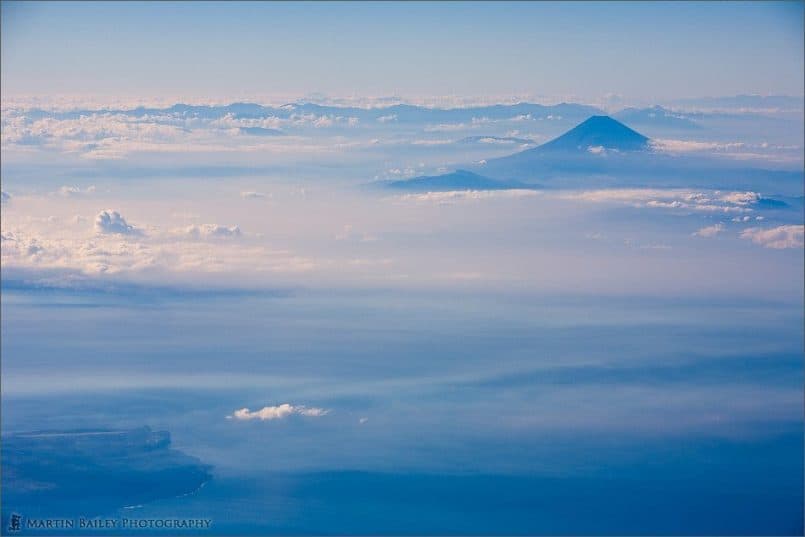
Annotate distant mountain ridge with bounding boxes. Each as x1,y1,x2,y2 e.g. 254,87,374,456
614,106,701,130
29,101,604,125
386,170,529,192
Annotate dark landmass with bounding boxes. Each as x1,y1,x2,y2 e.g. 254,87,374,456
1,427,212,520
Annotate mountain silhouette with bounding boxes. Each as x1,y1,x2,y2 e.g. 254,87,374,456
533,115,650,153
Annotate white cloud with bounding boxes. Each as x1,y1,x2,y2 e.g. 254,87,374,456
693,223,724,238
1,216,316,281
376,114,397,123
719,191,759,205
240,191,267,199
94,210,140,235
209,113,284,131
179,224,241,239
650,139,746,153
740,225,804,249
228,403,329,421
58,185,96,197
649,140,800,163
562,189,758,213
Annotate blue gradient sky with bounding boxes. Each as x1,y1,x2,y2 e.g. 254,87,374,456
2,1,803,101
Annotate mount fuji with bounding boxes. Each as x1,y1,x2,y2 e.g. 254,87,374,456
386,115,802,193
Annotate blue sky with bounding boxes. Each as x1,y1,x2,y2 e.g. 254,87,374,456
2,1,803,101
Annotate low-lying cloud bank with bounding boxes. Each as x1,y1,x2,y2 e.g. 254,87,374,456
1,207,315,280
561,189,768,213
740,225,804,249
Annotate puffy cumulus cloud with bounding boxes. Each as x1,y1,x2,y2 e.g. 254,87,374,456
94,210,141,235
693,223,724,238
561,189,759,213
228,403,329,421
1,229,157,275
740,225,804,249
1,231,45,258
396,189,539,205
178,224,242,240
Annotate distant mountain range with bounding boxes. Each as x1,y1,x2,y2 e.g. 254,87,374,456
28,101,604,125
386,115,804,193
613,106,701,130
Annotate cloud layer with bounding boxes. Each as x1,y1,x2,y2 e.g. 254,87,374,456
740,225,804,249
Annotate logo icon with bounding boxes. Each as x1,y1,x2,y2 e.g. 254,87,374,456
8,513,23,532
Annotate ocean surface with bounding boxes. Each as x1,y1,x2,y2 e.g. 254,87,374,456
2,287,802,535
